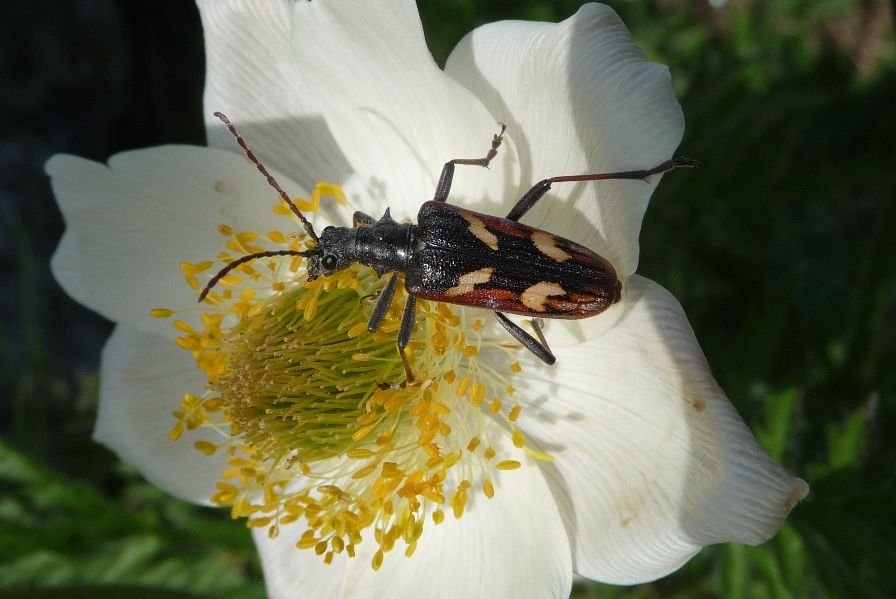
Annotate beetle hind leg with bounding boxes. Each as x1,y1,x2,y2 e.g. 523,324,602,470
505,156,698,221
494,312,556,365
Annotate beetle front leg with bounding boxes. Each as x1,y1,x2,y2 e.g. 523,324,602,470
505,157,699,221
432,124,506,202
367,272,399,333
494,312,556,365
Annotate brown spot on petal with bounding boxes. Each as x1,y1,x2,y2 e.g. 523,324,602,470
786,480,810,509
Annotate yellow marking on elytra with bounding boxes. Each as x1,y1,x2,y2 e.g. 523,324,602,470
531,230,571,262
520,281,566,312
444,267,495,297
460,212,499,250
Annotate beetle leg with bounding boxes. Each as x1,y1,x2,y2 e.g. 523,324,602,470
359,291,380,304
529,318,552,355
396,295,417,383
506,156,699,221
367,272,399,333
494,312,556,365
433,124,506,202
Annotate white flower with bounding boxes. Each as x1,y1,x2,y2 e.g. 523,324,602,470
48,2,807,598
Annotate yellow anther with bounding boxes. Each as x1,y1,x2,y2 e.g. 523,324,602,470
332,536,345,553
352,464,377,479
347,322,368,338
371,549,384,571
183,271,200,290
469,383,486,407
236,231,259,244
168,421,184,441
192,260,214,273
352,424,376,442
194,440,218,455
346,448,374,459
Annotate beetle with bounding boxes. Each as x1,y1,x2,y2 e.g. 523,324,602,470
200,112,696,383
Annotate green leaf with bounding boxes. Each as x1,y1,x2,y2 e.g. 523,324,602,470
827,407,867,469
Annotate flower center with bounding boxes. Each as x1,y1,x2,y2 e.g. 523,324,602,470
156,184,542,569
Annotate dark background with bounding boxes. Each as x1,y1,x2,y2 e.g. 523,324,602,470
2,1,894,597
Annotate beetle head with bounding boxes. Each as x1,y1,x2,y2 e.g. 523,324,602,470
307,225,356,280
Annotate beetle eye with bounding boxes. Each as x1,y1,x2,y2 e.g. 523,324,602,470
321,254,338,270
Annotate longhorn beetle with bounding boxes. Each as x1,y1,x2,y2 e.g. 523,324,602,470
200,112,697,383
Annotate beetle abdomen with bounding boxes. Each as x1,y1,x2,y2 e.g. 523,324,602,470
405,201,621,319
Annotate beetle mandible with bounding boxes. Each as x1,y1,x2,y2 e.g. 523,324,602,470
200,112,697,383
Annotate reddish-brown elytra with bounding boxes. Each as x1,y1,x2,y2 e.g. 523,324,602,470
202,112,697,382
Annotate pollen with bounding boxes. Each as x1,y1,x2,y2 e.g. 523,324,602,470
165,182,539,570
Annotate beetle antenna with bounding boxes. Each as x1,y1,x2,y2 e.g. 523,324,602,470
198,249,317,302
213,112,319,243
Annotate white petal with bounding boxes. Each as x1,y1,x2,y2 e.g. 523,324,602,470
341,438,572,599
515,275,807,583
199,0,510,221
95,325,228,504
198,0,348,190
48,145,313,336
446,4,685,277
252,527,347,599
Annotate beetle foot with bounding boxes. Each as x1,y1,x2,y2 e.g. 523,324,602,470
376,377,429,391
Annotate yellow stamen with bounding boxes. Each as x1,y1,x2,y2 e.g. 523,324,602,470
166,181,542,570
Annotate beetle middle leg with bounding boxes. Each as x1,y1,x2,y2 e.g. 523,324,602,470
396,295,417,383
494,312,556,365
432,124,506,202
505,157,699,221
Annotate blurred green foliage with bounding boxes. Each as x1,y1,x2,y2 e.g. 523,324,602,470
2,1,894,597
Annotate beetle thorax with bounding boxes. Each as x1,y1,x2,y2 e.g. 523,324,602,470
353,209,415,276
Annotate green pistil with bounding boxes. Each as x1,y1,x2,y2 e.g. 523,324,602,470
214,271,405,463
